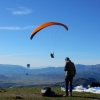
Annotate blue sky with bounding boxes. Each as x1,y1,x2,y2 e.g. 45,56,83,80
0,0,100,67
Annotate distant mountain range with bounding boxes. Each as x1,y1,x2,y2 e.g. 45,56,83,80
0,64,100,88
0,64,100,79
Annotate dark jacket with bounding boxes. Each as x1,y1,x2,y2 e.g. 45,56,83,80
64,61,76,76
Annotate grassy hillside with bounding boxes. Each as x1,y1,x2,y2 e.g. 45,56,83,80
0,88,100,100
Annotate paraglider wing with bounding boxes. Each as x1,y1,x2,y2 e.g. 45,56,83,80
30,22,68,39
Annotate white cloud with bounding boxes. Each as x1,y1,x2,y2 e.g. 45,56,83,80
0,26,34,30
7,7,33,15
0,52,37,57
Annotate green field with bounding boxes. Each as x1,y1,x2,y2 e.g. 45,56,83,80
0,88,100,100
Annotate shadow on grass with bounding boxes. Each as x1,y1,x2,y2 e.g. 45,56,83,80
71,95,100,100
43,94,63,98
54,94,63,97
48,94,100,100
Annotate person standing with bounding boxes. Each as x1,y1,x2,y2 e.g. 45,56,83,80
63,57,76,97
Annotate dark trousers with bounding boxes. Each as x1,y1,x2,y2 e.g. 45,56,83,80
65,75,73,95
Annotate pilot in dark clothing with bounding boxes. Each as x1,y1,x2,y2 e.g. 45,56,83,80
63,57,76,97
50,53,54,58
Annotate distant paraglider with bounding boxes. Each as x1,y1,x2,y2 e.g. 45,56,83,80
26,64,30,75
26,73,28,75
30,22,68,58
27,64,30,68
50,53,54,58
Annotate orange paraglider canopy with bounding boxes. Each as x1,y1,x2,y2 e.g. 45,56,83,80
30,22,68,39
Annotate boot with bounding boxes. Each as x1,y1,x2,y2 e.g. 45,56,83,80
69,92,72,97
63,94,68,97
63,92,68,97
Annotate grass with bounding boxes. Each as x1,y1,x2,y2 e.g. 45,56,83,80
0,88,100,100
